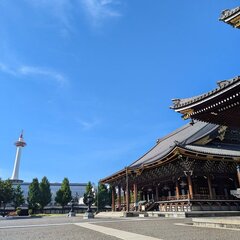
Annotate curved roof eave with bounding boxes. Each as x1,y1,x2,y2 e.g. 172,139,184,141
171,76,240,111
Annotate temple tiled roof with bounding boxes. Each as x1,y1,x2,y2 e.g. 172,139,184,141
219,6,240,28
219,7,240,21
184,144,240,157
170,76,240,127
171,76,240,110
129,121,219,168
101,121,240,183
100,120,240,183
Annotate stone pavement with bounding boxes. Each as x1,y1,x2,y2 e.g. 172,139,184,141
0,215,240,240
192,216,240,229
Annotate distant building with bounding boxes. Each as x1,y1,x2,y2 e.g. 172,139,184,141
12,182,87,205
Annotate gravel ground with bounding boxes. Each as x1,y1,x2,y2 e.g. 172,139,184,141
95,218,240,240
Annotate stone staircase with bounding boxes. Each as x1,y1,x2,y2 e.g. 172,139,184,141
95,211,125,218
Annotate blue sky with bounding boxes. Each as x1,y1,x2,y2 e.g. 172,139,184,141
0,1,239,184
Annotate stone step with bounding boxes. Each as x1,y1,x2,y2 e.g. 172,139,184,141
96,211,125,218
192,217,240,229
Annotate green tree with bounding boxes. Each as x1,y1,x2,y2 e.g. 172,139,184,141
96,183,110,211
13,184,25,210
55,188,64,208
83,181,94,205
39,176,52,212
55,178,72,211
0,179,14,216
0,179,3,207
27,178,41,213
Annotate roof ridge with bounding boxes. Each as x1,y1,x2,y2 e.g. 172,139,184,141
156,123,191,144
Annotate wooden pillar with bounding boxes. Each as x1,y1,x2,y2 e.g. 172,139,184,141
133,183,138,211
175,181,180,200
125,168,129,212
126,188,130,212
122,190,126,210
117,186,121,211
111,186,116,212
155,186,159,201
207,175,213,199
187,175,193,199
237,165,240,188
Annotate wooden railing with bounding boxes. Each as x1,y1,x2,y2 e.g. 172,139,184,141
159,195,189,201
159,194,231,201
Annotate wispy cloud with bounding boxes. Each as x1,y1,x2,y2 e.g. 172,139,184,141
0,62,67,87
76,118,101,130
25,0,122,30
81,0,122,25
19,66,67,86
0,63,17,76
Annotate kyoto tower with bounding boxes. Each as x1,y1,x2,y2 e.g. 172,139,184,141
10,132,26,182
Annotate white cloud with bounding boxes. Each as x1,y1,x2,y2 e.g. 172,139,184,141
0,62,67,87
81,0,122,25
25,0,122,30
19,66,67,86
76,118,101,130
0,63,17,76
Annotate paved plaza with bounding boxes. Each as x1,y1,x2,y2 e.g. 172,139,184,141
1,216,240,240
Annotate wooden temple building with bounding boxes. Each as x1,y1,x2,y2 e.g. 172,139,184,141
219,6,240,29
100,77,240,212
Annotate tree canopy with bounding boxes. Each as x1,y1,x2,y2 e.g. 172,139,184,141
39,176,52,211
55,177,72,208
13,184,25,210
0,179,14,213
83,181,94,205
97,183,111,210
27,178,41,212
